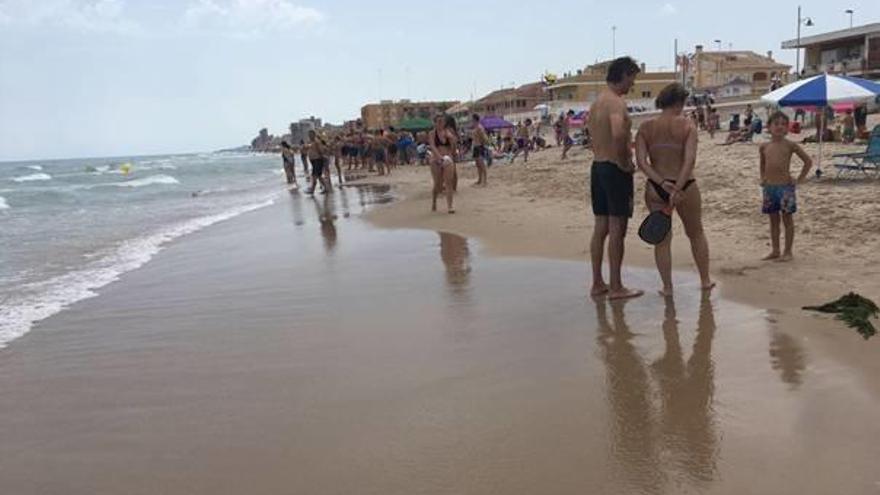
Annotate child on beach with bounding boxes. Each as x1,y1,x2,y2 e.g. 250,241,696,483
759,111,813,262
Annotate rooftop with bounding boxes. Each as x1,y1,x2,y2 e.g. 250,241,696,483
694,50,790,69
545,70,677,90
362,99,459,108
781,22,880,49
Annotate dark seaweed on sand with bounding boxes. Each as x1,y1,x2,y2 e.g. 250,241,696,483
803,293,879,340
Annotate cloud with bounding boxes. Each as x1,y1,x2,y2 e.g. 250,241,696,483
0,0,141,34
660,3,677,15
182,0,324,36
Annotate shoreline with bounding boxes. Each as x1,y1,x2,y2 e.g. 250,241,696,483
357,137,880,313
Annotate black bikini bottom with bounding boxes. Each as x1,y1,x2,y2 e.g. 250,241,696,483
649,178,695,203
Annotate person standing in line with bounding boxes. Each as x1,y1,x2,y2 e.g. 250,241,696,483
298,140,310,177
386,126,399,170
587,56,644,300
373,130,389,176
331,135,344,185
306,130,331,195
280,141,298,188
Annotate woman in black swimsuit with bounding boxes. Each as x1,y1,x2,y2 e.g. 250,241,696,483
428,114,458,213
635,83,714,295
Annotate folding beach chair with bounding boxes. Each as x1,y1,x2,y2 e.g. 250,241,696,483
834,125,880,179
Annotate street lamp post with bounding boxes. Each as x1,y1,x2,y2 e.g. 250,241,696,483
796,6,814,79
845,9,854,28
612,26,617,58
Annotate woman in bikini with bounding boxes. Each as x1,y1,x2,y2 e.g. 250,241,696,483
635,83,714,295
428,114,458,213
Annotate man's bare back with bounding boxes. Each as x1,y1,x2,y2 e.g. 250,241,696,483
589,88,634,172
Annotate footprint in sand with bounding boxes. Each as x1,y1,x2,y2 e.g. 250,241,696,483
720,265,760,276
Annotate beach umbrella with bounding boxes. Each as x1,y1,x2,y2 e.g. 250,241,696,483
761,74,880,174
481,115,514,131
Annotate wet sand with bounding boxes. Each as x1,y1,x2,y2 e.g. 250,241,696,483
362,118,880,311
2,186,880,494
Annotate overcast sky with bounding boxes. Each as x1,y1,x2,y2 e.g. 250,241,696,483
1,0,878,161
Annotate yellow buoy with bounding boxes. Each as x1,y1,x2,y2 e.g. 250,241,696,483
120,163,132,175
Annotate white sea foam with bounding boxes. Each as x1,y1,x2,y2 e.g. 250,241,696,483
138,159,177,170
0,196,8,209
109,174,180,188
11,173,52,182
26,165,43,171
0,197,276,349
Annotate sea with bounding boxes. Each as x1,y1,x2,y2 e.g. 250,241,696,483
0,152,293,348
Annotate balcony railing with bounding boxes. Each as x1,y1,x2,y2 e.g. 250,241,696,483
804,57,870,76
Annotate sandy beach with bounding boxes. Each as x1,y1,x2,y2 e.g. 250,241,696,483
3,185,880,494
362,118,880,311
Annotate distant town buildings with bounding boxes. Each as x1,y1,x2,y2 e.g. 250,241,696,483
288,116,323,144
782,22,880,80
713,77,753,98
684,45,790,95
247,28,880,151
471,82,547,117
361,99,459,131
546,61,677,106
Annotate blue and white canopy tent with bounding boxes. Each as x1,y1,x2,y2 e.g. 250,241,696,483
761,74,880,174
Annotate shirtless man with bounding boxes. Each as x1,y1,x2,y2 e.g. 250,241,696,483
471,113,490,186
587,56,643,300
305,130,331,195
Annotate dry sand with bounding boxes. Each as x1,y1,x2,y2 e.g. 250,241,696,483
361,119,880,311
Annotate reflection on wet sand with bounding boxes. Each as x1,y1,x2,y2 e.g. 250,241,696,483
653,295,718,486
284,184,394,251
595,294,719,493
312,195,337,254
595,298,663,493
769,330,806,389
438,232,471,299
353,184,393,212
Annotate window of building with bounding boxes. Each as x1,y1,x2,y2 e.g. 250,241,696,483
641,91,651,98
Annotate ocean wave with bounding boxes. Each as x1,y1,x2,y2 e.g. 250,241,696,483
0,196,8,209
11,173,52,183
0,197,276,349
139,164,177,171
25,165,43,171
107,174,180,188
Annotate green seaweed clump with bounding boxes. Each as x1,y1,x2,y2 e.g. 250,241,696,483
803,293,879,340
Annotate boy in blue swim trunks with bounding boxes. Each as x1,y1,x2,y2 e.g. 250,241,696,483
759,111,813,262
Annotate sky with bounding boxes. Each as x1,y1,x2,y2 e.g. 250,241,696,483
1,0,878,161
